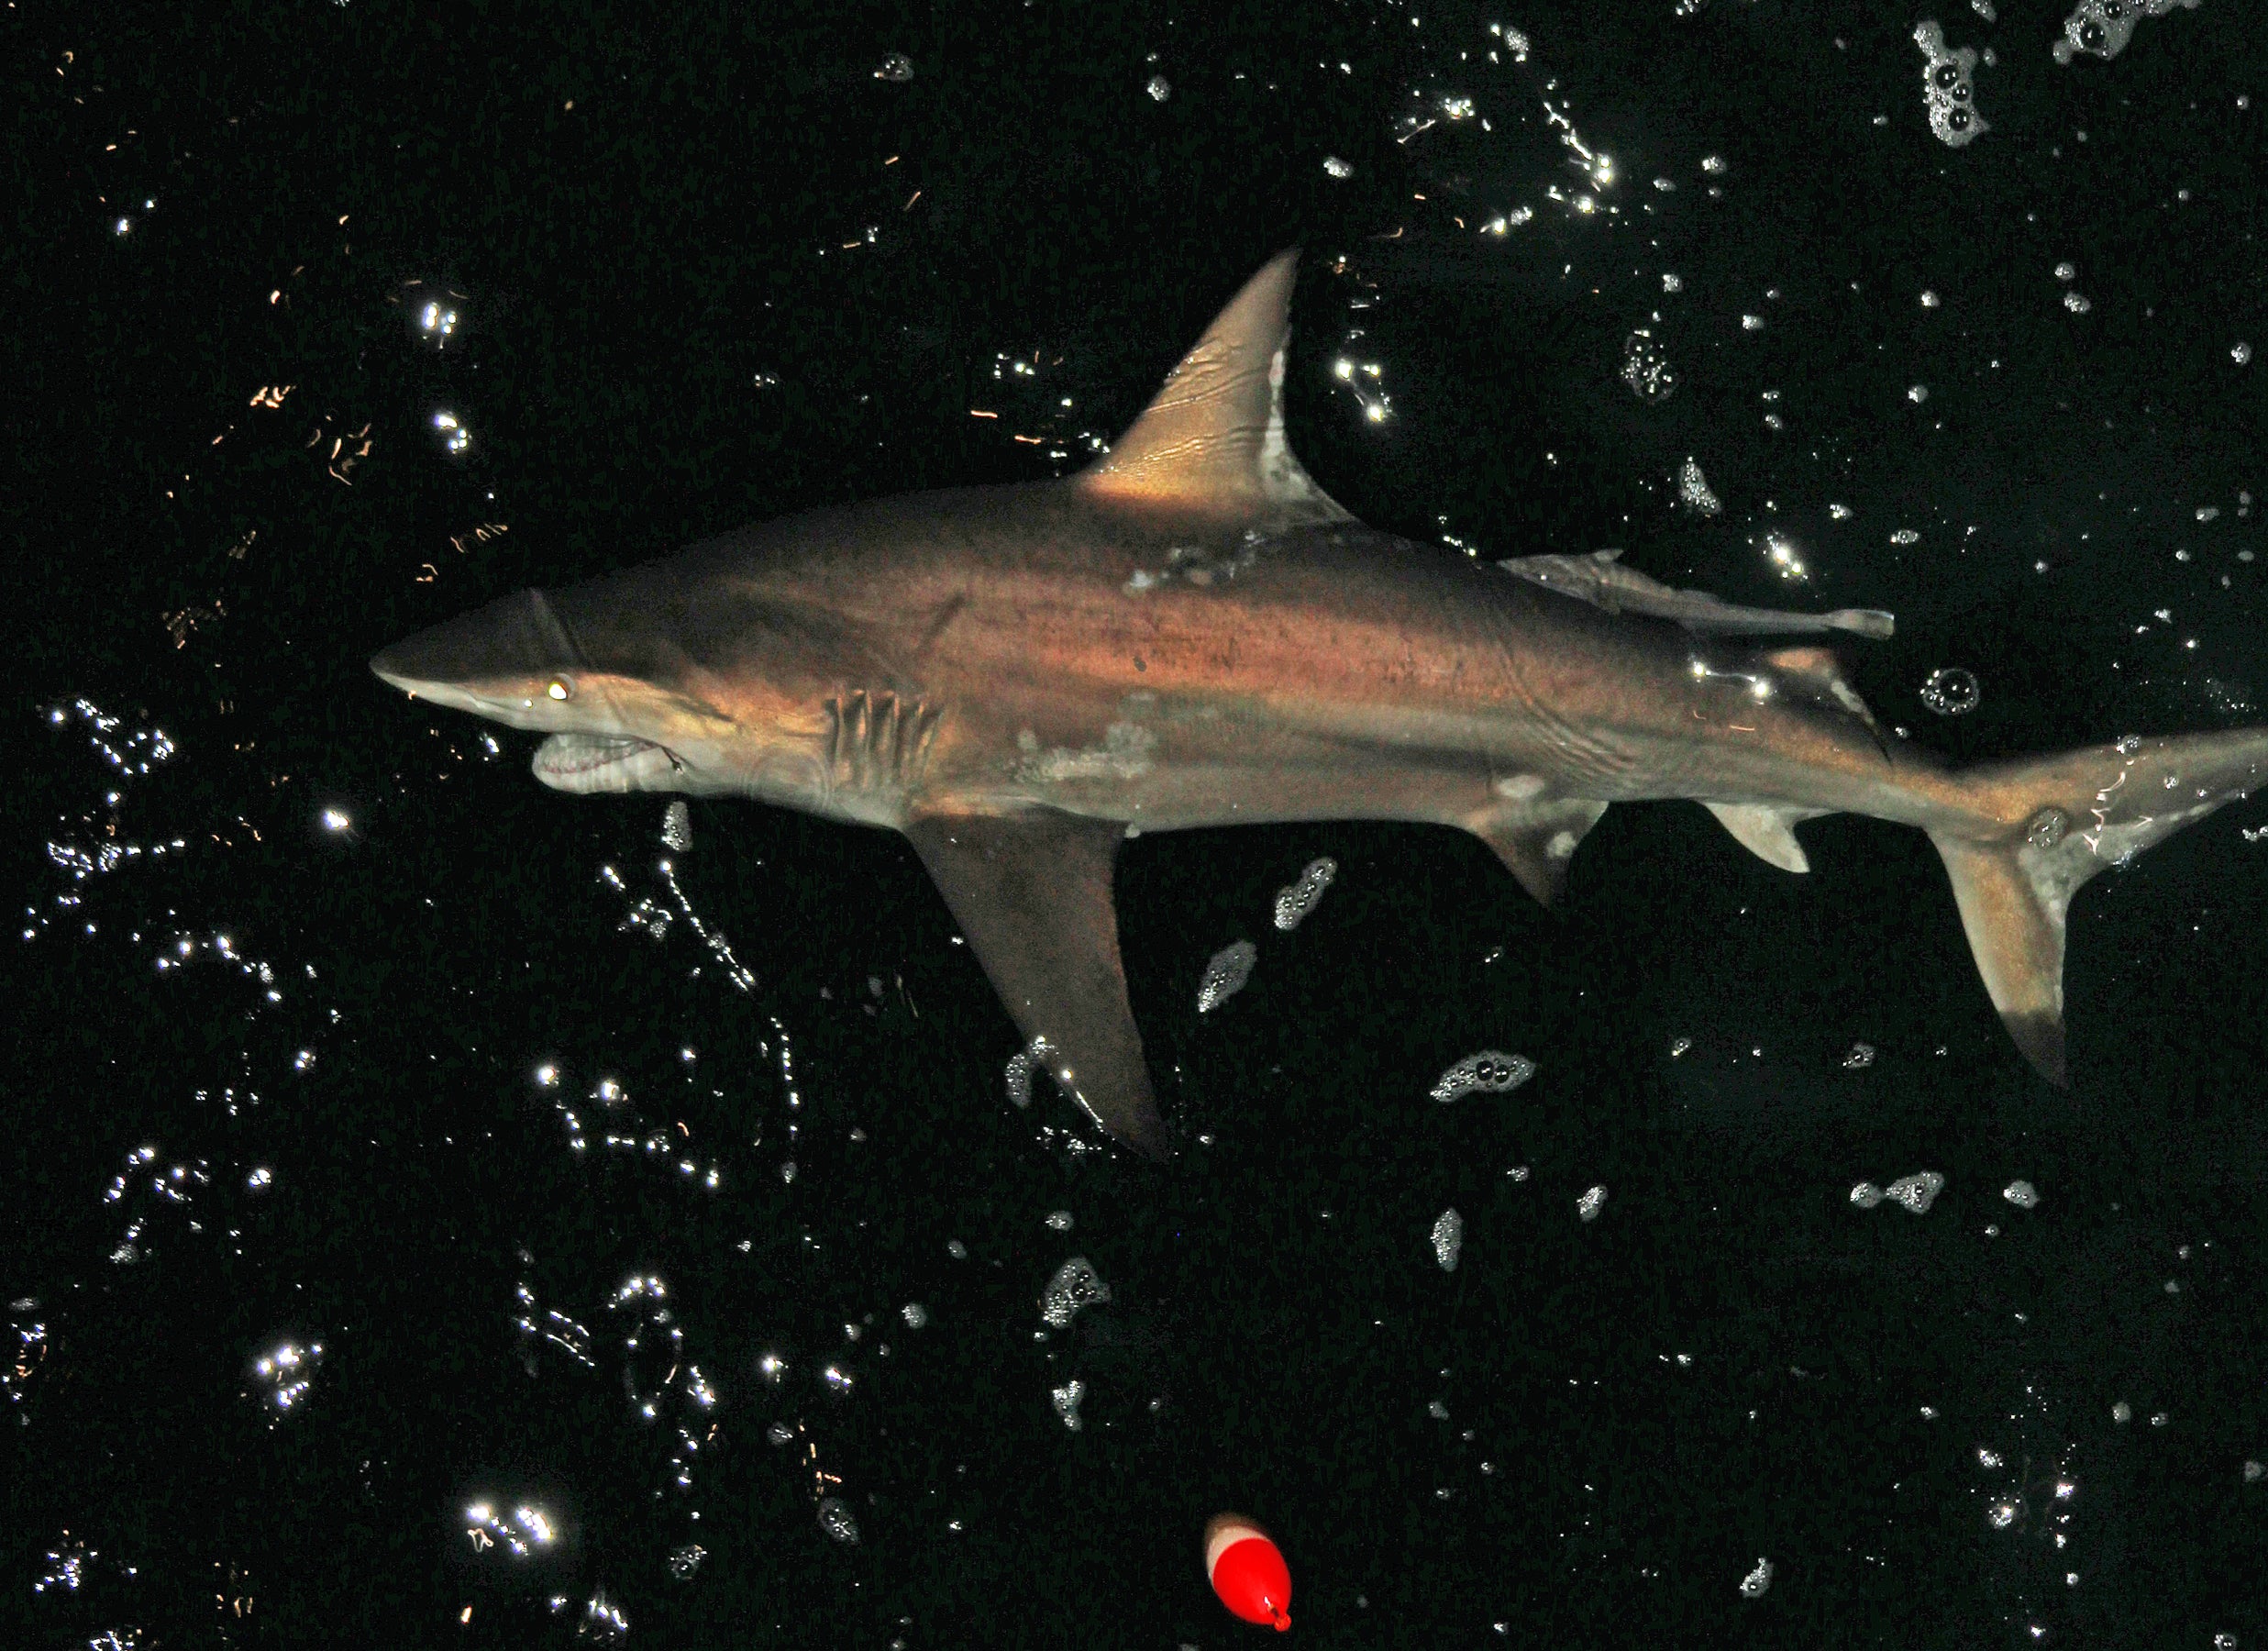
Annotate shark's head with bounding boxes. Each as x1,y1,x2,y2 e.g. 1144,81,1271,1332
371,572,853,801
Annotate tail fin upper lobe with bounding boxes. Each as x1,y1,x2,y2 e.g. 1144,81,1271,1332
1929,730,2268,1082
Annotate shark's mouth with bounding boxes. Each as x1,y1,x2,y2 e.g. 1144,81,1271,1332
532,734,684,793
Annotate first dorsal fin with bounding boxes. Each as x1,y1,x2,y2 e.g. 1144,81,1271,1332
1077,250,1353,526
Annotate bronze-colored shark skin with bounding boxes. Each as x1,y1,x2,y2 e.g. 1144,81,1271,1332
373,252,2268,1159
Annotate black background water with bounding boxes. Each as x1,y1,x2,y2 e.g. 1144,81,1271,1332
8,1,2268,1645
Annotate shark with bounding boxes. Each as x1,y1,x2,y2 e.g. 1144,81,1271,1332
372,250,2268,1160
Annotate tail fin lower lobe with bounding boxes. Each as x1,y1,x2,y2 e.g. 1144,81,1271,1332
1929,730,2268,1083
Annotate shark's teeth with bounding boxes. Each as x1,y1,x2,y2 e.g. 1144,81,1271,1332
532,735,677,792
536,735,653,776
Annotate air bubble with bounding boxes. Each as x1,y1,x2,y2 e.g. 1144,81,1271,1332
1842,1042,1875,1069
1430,1050,1536,1103
2052,0,2195,66
1197,940,1257,1012
1431,1208,1464,1271
1914,21,1990,148
1052,1379,1086,1430
1887,1170,1946,1213
1273,857,1338,929
1620,331,1679,403
816,1497,860,1544
1039,1257,1111,1327
1676,457,1722,515
1920,667,1980,715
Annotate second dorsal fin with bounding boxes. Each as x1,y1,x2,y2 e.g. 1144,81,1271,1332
1077,251,1353,526
1762,644,1884,735
1760,646,1842,687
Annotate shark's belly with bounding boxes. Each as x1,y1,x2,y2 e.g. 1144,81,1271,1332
911,685,1613,831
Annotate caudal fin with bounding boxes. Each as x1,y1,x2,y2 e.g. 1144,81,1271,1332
1929,730,2268,1083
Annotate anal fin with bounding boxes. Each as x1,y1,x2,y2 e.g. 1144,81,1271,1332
903,810,1172,1159
1704,802,1828,874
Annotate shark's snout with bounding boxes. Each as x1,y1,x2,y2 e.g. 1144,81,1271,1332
374,590,558,684
368,643,418,693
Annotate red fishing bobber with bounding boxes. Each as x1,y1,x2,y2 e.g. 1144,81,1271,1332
1204,1512,1291,1631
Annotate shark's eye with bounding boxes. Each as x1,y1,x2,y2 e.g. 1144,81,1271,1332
547,677,574,702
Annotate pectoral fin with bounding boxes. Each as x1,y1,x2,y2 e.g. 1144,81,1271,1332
1466,797,1610,907
903,811,1172,1159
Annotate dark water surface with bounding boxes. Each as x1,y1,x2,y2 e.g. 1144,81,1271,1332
9,2,2268,1645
